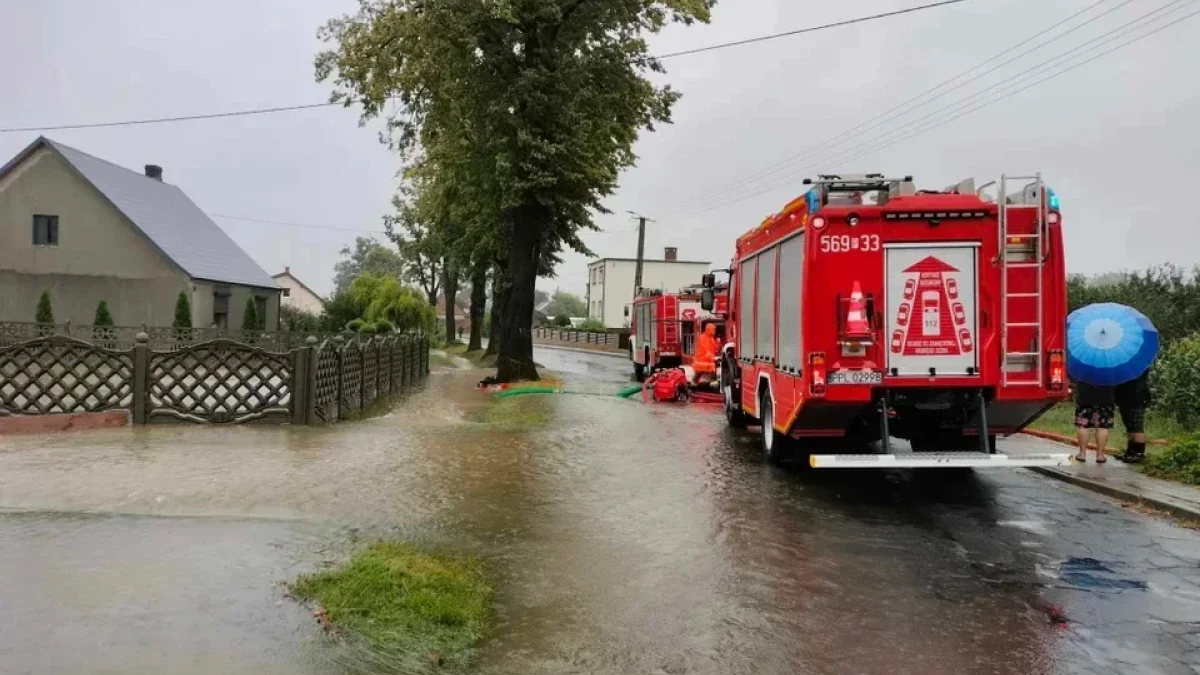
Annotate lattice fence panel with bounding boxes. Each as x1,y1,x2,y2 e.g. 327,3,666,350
379,338,393,396
340,341,362,414
148,340,292,423
391,338,405,392
362,340,378,407
313,339,341,423
0,337,133,415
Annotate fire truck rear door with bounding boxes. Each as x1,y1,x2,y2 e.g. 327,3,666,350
884,243,980,377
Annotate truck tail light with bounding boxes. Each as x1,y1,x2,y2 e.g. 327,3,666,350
809,352,827,397
1048,350,1065,390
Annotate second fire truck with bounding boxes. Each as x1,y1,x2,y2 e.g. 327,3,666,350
705,173,1071,468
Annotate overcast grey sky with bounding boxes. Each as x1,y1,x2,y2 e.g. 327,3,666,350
3,0,1198,299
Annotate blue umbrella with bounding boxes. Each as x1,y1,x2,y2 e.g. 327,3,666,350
1066,303,1159,386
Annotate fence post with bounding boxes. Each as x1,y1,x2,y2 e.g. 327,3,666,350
131,332,149,424
292,336,314,425
334,334,345,422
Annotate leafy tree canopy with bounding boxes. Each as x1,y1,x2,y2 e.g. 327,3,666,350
350,272,436,334
332,237,407,295
544,290,586,318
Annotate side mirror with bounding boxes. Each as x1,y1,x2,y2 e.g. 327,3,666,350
701,273,715,288
700,289,714,312
623,306,630,317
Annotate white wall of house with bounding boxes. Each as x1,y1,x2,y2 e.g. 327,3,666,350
586,258,710,329
273,271,325,315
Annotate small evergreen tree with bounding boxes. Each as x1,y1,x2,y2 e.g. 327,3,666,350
35,291,54,325
242,297,260,330
173,292,192,329
93,300,114,326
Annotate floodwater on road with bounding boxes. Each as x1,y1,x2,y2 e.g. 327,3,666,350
1,346,1197,674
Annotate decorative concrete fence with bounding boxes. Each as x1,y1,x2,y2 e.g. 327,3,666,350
0,332,429,425
0,321,332,352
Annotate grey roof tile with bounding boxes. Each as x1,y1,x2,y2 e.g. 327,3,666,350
42,138,279,290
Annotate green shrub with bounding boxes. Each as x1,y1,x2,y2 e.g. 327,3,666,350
35,291,54,325
374,319,395,334
173,292,192,329
359,322,378,335
280,305,320,333
242,297,260,330
579,318,606,332
1141,436,1200,485
346,318,366,333
93,300,114,327
1151,332,1200,429
553,314,571,327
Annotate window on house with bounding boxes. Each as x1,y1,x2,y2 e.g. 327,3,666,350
32,215,59,246
212,291,230,329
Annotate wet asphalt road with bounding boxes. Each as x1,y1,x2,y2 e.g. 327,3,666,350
0,346,1197,674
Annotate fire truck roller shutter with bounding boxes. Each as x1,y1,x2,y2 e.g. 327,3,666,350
884,243,980,376
739,256,756,360
777,234,804,371
756,246,778,362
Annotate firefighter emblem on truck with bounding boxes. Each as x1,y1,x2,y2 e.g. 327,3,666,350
891,256,973,356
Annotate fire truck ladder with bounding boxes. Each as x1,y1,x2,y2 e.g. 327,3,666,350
996,173,1047,387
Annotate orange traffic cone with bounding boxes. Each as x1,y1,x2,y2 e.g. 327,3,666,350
845,282,871,338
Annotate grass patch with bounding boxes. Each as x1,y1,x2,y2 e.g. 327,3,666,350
1027,403,1187,451
289,542,493,669
471,393,551,427
1141,438,1200,485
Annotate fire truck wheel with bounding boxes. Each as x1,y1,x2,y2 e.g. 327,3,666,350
759,395,786,464
722,366,748,429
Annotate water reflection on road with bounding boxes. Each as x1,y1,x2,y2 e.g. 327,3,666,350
0,346,1196,674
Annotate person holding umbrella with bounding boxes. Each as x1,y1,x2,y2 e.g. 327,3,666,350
1067,303,1160,465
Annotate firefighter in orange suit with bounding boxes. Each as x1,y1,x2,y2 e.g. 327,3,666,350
693,322,719,385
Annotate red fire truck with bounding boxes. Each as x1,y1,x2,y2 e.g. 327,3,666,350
628,289,725,381
707,173,1071,468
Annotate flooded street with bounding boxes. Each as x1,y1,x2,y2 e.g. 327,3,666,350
1,346,1198,674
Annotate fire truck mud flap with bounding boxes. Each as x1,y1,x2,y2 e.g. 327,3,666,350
808,451,1071,469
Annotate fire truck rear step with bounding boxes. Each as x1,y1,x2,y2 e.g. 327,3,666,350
809,451,1071,469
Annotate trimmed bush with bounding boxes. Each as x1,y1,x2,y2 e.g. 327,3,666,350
242,297,260,330
579,318,606,332
359,322,378,335
375,319,395,334
173,292,192,329
346,318,366,333
1151,333,1200,429
35,291,54,325
93,300,114,327
553,314,571,327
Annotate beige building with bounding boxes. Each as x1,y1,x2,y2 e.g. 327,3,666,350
0,137,280,329
272,267,326,315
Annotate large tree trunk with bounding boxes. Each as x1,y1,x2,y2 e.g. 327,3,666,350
468,262,487,352
441,259,459,344
495,207,541,382
484,265,507,358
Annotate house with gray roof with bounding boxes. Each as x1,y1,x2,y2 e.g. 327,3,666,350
0,137,281,329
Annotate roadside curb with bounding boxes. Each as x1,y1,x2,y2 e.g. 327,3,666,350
533,342,626,359
1021,431,1200,522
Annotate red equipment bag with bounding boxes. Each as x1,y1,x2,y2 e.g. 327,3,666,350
651,368,689,403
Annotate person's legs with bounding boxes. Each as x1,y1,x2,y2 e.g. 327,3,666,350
1094,405,1114,463
1118,403,1147,462
1074,405,1093,461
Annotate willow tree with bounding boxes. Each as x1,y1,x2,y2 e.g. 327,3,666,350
317,0,712,381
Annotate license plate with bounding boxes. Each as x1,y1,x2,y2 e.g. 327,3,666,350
828,370,883,385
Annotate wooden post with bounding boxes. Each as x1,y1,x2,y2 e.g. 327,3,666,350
131,332,149,424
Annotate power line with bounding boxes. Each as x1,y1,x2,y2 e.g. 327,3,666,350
678,0,1130,211
687,0,1200,215
0,1,974,134
655,0,971,59
0,102,341,134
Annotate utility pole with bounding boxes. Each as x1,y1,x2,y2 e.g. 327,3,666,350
627,211,653,293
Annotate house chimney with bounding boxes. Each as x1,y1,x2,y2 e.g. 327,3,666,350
284,266,290,275
664,247,678,262
145,165,163,181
